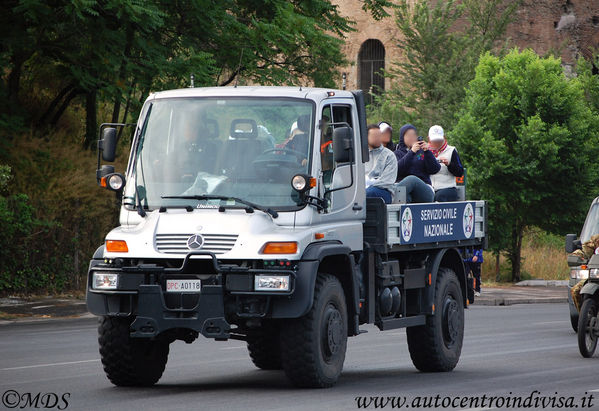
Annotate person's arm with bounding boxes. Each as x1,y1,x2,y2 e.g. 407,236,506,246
423,150,441,174
395,149,413,178
374,151,398,187
447,150,464,177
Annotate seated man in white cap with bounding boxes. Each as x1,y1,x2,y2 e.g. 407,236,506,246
378,121,395,151
428,125,464,202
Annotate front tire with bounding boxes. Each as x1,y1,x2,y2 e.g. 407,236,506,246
98,316,170,386
280,274,347,388
570,313,579,333
407,267,464,372
577,298,598,358
246,324,282,370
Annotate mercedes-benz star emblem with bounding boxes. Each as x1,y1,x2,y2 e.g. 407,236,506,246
187,234,204,250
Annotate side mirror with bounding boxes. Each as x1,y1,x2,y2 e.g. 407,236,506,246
100,127,118,162
565,234,579,253
332,126,354,164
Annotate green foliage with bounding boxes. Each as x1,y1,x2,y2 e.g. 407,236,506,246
371,0,518,131
1,0,390,145
452,49,599,281
576,52,599,116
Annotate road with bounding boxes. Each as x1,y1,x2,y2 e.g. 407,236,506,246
0,303,597,410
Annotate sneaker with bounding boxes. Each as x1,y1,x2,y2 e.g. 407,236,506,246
474,291,481,297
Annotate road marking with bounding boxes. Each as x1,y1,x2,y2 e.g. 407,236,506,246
533,320,569,325
589,389,599,392
31,305,54,310
219,345,245,350
0,359,99,371
463,344,566,359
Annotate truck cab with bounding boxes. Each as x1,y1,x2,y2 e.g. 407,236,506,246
88,86,486,388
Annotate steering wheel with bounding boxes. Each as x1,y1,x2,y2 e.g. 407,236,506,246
253,148,306,169
260,148,306,160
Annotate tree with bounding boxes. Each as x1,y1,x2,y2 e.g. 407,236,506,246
370,0,519,131
452,49,599,281
1,0,392,147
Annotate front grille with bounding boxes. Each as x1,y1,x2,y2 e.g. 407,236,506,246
155,233,238,255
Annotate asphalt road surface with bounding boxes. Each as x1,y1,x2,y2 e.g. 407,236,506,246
1,303,597,410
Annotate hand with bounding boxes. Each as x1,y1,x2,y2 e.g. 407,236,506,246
422,143,429,151
472,256,478,262
439,158,449,165
411,142,423,153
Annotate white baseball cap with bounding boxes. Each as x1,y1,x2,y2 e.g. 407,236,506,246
379,122,392,133
428,125,444,141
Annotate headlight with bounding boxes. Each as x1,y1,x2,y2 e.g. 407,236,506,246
590,269,599,279
254,274,290,292
93,273,119,290
578,269,589,280
570,269,578,279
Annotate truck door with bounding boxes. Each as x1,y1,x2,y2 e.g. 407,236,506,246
317,102,364,220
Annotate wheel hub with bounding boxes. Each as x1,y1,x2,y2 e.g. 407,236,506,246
442,296,459,348
324,304,343,357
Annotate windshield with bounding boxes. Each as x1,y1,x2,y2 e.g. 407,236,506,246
127,97,314,210
581,202,599,243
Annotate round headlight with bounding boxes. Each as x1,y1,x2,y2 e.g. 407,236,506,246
107,174,124,191
291,175,307,192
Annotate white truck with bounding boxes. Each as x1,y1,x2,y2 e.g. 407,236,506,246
88,86,487,388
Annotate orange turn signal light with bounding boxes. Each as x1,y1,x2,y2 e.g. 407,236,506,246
309,178,317,188
106,240,128,253
100,177,107,188
260,242,298,254
315,233,325,240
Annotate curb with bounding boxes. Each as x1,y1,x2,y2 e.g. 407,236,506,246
473,297,567,306
0,312,95,326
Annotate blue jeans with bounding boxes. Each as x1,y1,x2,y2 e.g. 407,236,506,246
396,175,434,203
435,187,458,202
366,186,392,204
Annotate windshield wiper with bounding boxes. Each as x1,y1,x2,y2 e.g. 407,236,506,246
161,195,279,218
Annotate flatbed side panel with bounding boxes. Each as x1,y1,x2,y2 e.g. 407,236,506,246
387,201,486,248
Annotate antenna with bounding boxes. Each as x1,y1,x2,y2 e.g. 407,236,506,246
190,73,195,88
234,48,244,88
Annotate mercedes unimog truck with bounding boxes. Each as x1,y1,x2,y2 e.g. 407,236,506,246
87,86,487,388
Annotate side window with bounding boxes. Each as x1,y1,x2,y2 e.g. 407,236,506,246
320,104,354,190
321,105,334,187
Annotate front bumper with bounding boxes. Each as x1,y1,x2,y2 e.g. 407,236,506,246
86,251,305,339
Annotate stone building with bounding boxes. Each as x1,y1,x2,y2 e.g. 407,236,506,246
333,0,599,100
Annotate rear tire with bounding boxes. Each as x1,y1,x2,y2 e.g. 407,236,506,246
577,298,598,358
407,267,464,372
98,316,169,386
280,274,347,388
246,324,282,370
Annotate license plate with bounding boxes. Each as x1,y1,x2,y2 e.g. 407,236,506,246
166,279,201,293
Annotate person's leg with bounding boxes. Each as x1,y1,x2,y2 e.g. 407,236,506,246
396,175,434,203
366,186,392,204
434,187,458,202
472,263,481,293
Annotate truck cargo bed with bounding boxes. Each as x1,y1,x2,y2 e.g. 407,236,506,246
364,199,486,252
